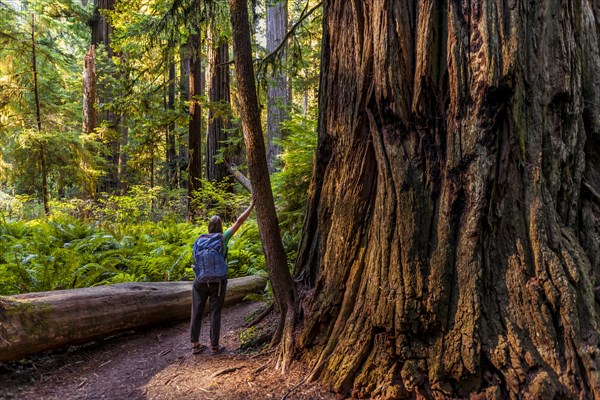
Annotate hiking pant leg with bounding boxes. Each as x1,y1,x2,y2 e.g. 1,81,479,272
190,280,210,343
209,279,228,348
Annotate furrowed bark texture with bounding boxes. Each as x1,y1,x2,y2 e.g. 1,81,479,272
296,1,600,398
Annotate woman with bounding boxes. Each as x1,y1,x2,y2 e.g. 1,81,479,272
190,196,256,354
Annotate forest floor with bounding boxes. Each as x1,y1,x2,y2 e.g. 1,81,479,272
0,301,337,400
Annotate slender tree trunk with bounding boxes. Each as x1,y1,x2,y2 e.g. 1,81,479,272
206,27,232,185
82,45,98,199
187,32,203,221
179,46,190,190
295,1,600,399
83,45,97,135
30,14,49,216
229,0,296,371
266,0,288,173
117,115,128,194
167,52,177,189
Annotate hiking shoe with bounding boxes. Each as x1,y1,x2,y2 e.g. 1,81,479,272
192,344,207,354
211,345,225,355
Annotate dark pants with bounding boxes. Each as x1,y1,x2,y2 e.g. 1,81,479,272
190,279,227,347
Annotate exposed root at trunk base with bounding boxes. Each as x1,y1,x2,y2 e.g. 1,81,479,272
274,306,296,373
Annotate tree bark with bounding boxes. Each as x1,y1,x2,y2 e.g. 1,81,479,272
187,32,204,221
206,28,232,185
179,46,191,190
295,1,600,399
0,275,267,363
229,0,296,371
91,0,118,193
30,14,49,216
166,53,177,189
91,0,114,57
266,0,288,173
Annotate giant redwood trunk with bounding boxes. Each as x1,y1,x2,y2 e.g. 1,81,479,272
295,1,600,399
206,28,231,185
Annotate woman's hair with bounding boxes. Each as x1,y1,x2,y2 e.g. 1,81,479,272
208,215,223,233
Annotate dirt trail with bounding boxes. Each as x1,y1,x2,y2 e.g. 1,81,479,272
0,301,336,400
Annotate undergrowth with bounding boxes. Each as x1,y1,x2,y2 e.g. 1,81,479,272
0,209,266,296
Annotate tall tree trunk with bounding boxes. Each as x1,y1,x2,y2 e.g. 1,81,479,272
83,45,97,135
187,32,203,221
30,14,49,216
91,0,114,56
229,0,296,371
295,1,600,399
117,115,128,194
166,52,177,189
266,0,288,173
179,46,190,190
91,0,118,193
206,27,231,185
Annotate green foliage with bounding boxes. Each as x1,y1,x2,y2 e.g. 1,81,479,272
227,220,266,278
190,179,241,221
98,185,164,224
0,0,93,200
271,111,317,267
0,215,204,295
0,0,323,297
0,189,268,295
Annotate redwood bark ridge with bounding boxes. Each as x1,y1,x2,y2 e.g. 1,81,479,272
296,1,600,398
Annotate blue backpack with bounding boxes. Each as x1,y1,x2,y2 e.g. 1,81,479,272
192,233,228,281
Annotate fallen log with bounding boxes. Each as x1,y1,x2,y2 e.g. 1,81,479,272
0,275,267,363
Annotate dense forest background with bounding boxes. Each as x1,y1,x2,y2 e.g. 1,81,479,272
0,0,320,295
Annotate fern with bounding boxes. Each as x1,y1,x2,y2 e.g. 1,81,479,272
0,207,267,295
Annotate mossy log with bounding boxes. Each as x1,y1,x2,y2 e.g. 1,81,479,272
0,275,266,363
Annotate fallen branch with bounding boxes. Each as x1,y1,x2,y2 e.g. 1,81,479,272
159,348,172,356
211,365,246,378
243,304,274,329
226,162,253,193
